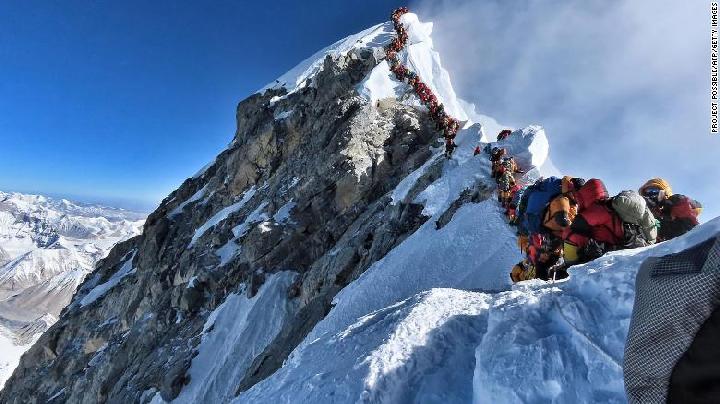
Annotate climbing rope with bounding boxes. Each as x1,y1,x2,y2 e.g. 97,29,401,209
386,8,461,158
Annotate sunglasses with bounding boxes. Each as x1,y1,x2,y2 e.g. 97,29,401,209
642,187,661,199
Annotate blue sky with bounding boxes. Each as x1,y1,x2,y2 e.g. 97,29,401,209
1,1,717,220
0,1,402,211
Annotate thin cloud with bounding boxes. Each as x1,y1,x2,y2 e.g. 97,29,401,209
411,0,719,220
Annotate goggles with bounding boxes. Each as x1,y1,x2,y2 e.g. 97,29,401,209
642,186,661,199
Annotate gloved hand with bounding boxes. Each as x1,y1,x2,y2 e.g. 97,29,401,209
547,257,568,281
580,239,607,261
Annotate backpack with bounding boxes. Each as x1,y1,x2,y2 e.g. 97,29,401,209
668,195,702,224
621,222,652,249
498,171,515,192
542,194,576,236
520,177,563,235
611,190,657,244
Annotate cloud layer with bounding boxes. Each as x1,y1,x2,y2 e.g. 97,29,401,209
412,0,719,220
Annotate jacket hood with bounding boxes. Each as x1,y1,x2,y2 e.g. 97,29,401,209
572,179,609,211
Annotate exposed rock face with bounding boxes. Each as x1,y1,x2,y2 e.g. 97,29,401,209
0,45,460,403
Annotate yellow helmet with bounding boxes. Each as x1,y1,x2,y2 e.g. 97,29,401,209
639,178,673,198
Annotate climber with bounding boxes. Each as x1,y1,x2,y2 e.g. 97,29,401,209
609,190,658,248
497,169,516,206
516,176,564,237
496,129,512,141
496,157,522,207
561,176,586,194
542,193,577,238
490,148,507,179
444,138,457,159
562,179,625,266
511,233,566,283
528,233,565,281
490,147,506,162
503,184,522,218
510,259,535,283
444,119,460,139
639,178,702,241
506,185,527,223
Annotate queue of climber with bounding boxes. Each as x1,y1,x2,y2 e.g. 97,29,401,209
386,7,461,158
483,132,703,283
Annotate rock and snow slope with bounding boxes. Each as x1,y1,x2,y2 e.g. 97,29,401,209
2,12,717,404
0,191,144,388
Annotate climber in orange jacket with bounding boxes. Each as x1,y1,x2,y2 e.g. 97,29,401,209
542,194,577,238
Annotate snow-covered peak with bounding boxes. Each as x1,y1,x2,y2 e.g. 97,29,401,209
258,22,394,96
356,13,470,124
489,125,562,179
259,12,471,128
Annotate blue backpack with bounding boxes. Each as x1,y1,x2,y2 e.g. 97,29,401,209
518,177,562,235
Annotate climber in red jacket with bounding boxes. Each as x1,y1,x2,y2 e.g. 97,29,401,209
562,179,624,265
639,178,702,241
444,138,457,159
496,129,512,141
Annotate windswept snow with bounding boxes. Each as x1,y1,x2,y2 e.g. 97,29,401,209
79,252,136,308
231,202,269,238
259,22,394,96
273,201,296,224
273,109,295,121
190,187,258,247
169,185,208,217
174,272,297,404
397,13,469,123
357,61,404,104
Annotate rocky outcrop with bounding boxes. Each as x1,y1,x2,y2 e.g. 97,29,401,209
0,43,459,403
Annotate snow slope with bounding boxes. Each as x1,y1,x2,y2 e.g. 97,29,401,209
235,220,719,404
0,191,144,388
173,272,297,403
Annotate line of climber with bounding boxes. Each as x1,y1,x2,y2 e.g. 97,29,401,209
481,131,704,283
386,7,461,159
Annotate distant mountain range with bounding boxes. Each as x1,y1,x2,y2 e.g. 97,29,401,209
0,190,144,388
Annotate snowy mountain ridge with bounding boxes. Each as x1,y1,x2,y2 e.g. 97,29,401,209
1,12,717,404
0,190,145,388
